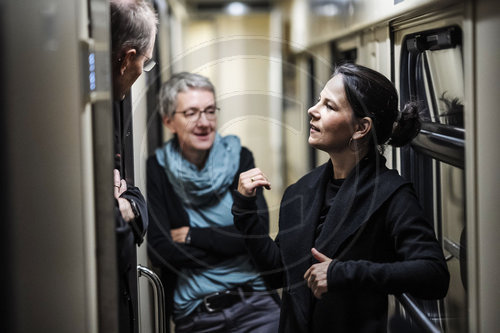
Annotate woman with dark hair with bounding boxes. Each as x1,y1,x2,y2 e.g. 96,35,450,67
232,63,449,332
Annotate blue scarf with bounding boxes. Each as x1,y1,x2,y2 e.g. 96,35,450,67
155,133,241,207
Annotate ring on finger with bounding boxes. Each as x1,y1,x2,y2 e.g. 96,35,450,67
250,177,255,182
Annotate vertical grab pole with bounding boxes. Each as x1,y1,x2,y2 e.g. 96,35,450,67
137,265,166,333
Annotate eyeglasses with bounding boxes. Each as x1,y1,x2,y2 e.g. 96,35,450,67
174,106,220,121
140,54,156,72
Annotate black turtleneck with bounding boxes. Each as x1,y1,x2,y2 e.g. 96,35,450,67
315,177,344,239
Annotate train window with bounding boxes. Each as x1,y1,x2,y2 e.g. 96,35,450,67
400,26,464,168
422,48,464,126
399,25,467,332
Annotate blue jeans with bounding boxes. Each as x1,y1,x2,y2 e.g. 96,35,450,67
174,292,280,333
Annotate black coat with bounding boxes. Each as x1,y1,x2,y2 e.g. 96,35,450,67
232,154,449,333
146,146,269,328
114,98,148,333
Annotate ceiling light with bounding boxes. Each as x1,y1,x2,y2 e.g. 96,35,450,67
225,2,250,16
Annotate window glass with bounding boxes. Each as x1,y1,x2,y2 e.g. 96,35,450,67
423,47,465,127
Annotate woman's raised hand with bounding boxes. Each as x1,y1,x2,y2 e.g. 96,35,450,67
237,168,271,197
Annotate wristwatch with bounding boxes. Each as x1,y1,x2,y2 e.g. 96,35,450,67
128,198,140,220
185,230,192,245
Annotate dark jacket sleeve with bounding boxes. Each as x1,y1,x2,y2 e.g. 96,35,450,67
327,185,450,299
239,147,270,236
146,156,225,269
119,185,148,245
232,187,284,289
114,185,147,290
189,225,249,256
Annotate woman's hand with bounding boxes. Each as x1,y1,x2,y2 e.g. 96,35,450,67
171,226,190,243
237,168,271,197
304,248,333,299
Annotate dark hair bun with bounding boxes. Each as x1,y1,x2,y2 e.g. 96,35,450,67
388,101,421,147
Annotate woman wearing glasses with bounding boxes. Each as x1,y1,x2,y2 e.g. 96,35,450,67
147,72,280,332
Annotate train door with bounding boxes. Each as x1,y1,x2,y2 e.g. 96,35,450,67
393,8,467,332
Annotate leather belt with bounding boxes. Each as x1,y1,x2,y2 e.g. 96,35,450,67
198,284,254,313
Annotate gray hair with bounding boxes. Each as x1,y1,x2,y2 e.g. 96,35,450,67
110,0,158,60
158,72,216,118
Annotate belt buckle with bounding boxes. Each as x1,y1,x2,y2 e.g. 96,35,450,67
203,290,230,313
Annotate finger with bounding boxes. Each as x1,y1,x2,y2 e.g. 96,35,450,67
239,177,271,197
308,274,316,289
251,180,272,190
113,174,120,199
120,179,127,191
113,169,121,186
113,170,122,198
240,168,262,180
260,174,272,190
311,248,331,263
248,175,272,190
243,169,269,183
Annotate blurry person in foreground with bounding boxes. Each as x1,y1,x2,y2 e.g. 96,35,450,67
110,1,157,332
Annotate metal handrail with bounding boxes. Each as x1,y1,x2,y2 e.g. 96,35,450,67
396,293,442,333
138,265,166,333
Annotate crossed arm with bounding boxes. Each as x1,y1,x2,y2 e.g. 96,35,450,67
146,152,269,270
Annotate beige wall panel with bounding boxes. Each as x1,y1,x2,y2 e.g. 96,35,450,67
181,14,284,232
284,56,312,184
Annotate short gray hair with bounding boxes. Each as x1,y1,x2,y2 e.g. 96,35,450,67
110,0,158,60
159,72,216,118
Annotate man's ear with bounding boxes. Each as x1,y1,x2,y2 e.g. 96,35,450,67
352,117,372,140
120,48,137,75
162,115,176,133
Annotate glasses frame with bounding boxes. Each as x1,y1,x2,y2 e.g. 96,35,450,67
139,53,156,72
174,106,220,121
117,50,157,72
